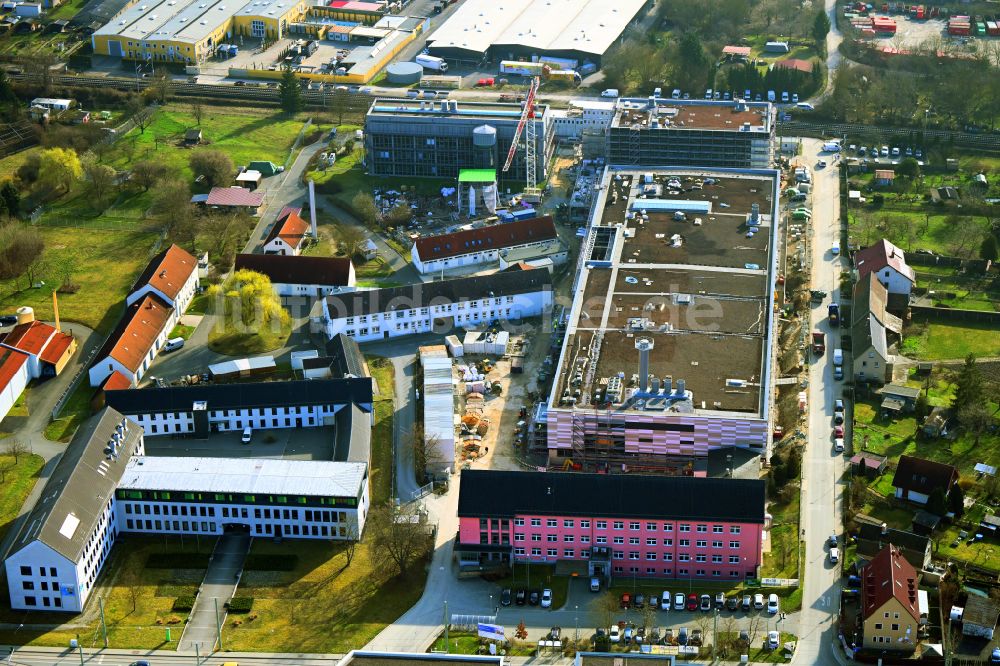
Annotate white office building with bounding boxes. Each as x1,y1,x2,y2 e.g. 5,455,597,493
4,409,144,612
322,268,552,343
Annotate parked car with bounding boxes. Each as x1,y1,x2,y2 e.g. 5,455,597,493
829,533,838,547
548,627,561,641
0,314,17,326
516,589,526,605
621,593,631,609
767,630,780,649
834,425,844,438
830,547,840,563
661,591,671,610
767,593,779,615
753,593,764,610
715,592,726,609
686,593,699,611
699,594,712,612
690,628,703,646
741,594,752,611
500,589,512,606
241,427,253,444
590,577,601,592
609,625,621,643
727,595,739,611
623,625,634,644
835,399,844,413
674,592,685,611
634,593,645,609
528,590,540,605
677,627,689,646
649,595,659,610
541,588,552,608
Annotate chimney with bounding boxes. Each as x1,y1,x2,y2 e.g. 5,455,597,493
52,290,61,332
635,338,653,393
677,378,686,395
663,377,672,394
881,522,888,536
308,179,318,239
159,269,167,278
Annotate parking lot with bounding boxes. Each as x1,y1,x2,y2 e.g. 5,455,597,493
143,424,336,461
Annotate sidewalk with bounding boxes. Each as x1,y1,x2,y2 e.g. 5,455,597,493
177,532,251,652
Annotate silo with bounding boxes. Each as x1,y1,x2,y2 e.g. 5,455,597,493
472,124,497,170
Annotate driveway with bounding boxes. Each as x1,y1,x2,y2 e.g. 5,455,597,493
792,138,848,666
178,532,251,653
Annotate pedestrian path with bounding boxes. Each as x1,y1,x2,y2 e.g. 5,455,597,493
178,532,251,653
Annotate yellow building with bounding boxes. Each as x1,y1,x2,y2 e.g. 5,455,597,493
860,545,920,653
91,0,307,63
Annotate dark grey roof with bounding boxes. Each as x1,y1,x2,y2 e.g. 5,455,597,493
105,378,373,415
856,523,930,567
458,470,766,523
579,654,677,666
326,333,367,378
851,312,887,358
879,384,921,400
235,253,354,288
964,595,1000,629
335,403,371,465
325,269,551,318
10,408,143,562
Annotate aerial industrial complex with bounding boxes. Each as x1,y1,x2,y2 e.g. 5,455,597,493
543,166,780,475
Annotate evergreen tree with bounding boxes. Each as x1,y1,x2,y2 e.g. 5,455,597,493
927,487,948,516
948,485,965,518
812,11,831,50
952,354,983,413
980,234,999,262
0,181,19,217
279,67,303,115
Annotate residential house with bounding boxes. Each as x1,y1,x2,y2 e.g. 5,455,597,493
922,407,949,438
4,408,145,612
859,545,919,653
856,522,932,571
197,187,264,215
892,455,959,506
852,272,902,336
851,312,891,385
411,216,563,275
262,207,310,256
962,596,999,640
456,469,766,581
234,253,356,297
877,384,921,416
874,170,895,187
321,268,552,343
854,239,915,297
125,244,199,312
87,294,172,387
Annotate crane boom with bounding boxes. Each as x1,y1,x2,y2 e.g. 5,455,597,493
501,76,539,173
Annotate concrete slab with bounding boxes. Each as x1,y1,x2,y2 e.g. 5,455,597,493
143,426,336,461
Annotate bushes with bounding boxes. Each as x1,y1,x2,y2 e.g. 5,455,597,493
226,596,254,613
172,596,196,612
243,554,298,571
146,552,211,569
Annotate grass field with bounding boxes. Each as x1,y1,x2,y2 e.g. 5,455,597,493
0,452,44,544
366,355,394,504
45,378,97,442
848,211,990,257
0,536,210,649
901,322,1000,360
206,317,291,356
0,147,39,180
0,225,159,332
222,538,430,653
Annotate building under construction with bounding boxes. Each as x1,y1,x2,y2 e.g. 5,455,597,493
544,166,781,475
363,97,553,185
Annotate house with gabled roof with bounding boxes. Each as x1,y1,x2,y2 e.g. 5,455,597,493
855,239,915,297
860,545,919,652
234,253,355,296
87,294,172,388
262,207,311,256
411,216,563,275
892,455,959,506
125,244,199,313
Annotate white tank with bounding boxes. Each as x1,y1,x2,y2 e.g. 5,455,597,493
16,306,34,325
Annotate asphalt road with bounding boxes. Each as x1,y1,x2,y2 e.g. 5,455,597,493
791,139,848,666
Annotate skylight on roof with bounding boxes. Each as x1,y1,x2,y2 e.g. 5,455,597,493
59,513,81,540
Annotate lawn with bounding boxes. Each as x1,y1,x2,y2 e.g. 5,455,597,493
206,319,291,356
366,355,394,504
45,377,98,442
901,322,1000,360
168,323,196,340
221,538,430,653
0,225,159,332
0,147,39,180
847,211,990,257
0,536,210,649
0,452,44,544
430,632,537,657
104,106,317,184
762,481,800,580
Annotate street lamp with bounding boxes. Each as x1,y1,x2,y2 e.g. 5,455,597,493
575,605,579,642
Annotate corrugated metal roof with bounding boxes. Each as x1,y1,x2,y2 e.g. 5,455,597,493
119,456,367,498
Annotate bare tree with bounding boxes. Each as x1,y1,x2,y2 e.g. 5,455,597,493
744,612,764,650
595,592,619,632
123,565,142,613
127,97,155,135
719,615,740,659
410,423,446,485
82,157,116,206
132,160,170,192
958,403,993,445
4,439,28,464
342,523,359,569
365,502,430,578
335,224,367,260
694,613,714,651
150,70,172,104
191,101,204,127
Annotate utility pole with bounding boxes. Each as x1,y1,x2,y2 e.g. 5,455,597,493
195,642,200,666
443,600,449,653
214,597,223,650
98,598,108,648
75,634,84,666
712,609,718,662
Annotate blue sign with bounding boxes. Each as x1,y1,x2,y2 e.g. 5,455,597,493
477,623,505,641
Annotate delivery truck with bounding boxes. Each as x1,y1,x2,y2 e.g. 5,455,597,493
415,54,449,72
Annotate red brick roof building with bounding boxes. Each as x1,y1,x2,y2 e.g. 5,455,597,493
411,216,562,275
262,207,311,256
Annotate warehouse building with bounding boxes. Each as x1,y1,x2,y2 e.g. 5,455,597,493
92,0,308,62
545,166,780,475
364,98,553,185
607,98,775,169
425,0,650,66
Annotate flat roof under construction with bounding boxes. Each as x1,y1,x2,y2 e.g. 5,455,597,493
612,98,772,133
551,167,780,418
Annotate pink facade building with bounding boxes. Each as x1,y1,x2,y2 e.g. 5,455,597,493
456,470,766,581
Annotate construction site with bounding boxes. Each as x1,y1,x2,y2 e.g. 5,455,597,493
541,166,782,476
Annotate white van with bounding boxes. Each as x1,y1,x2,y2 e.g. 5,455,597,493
671,89,681,99
829,547,840,563
164,337,185,352
601,89,619,98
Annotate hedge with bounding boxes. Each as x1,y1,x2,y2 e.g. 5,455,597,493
226,596,254,613
146,552,211,569
172,596,196,612
243,554,298,571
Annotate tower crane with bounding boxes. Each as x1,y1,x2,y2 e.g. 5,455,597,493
501,76,541,201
